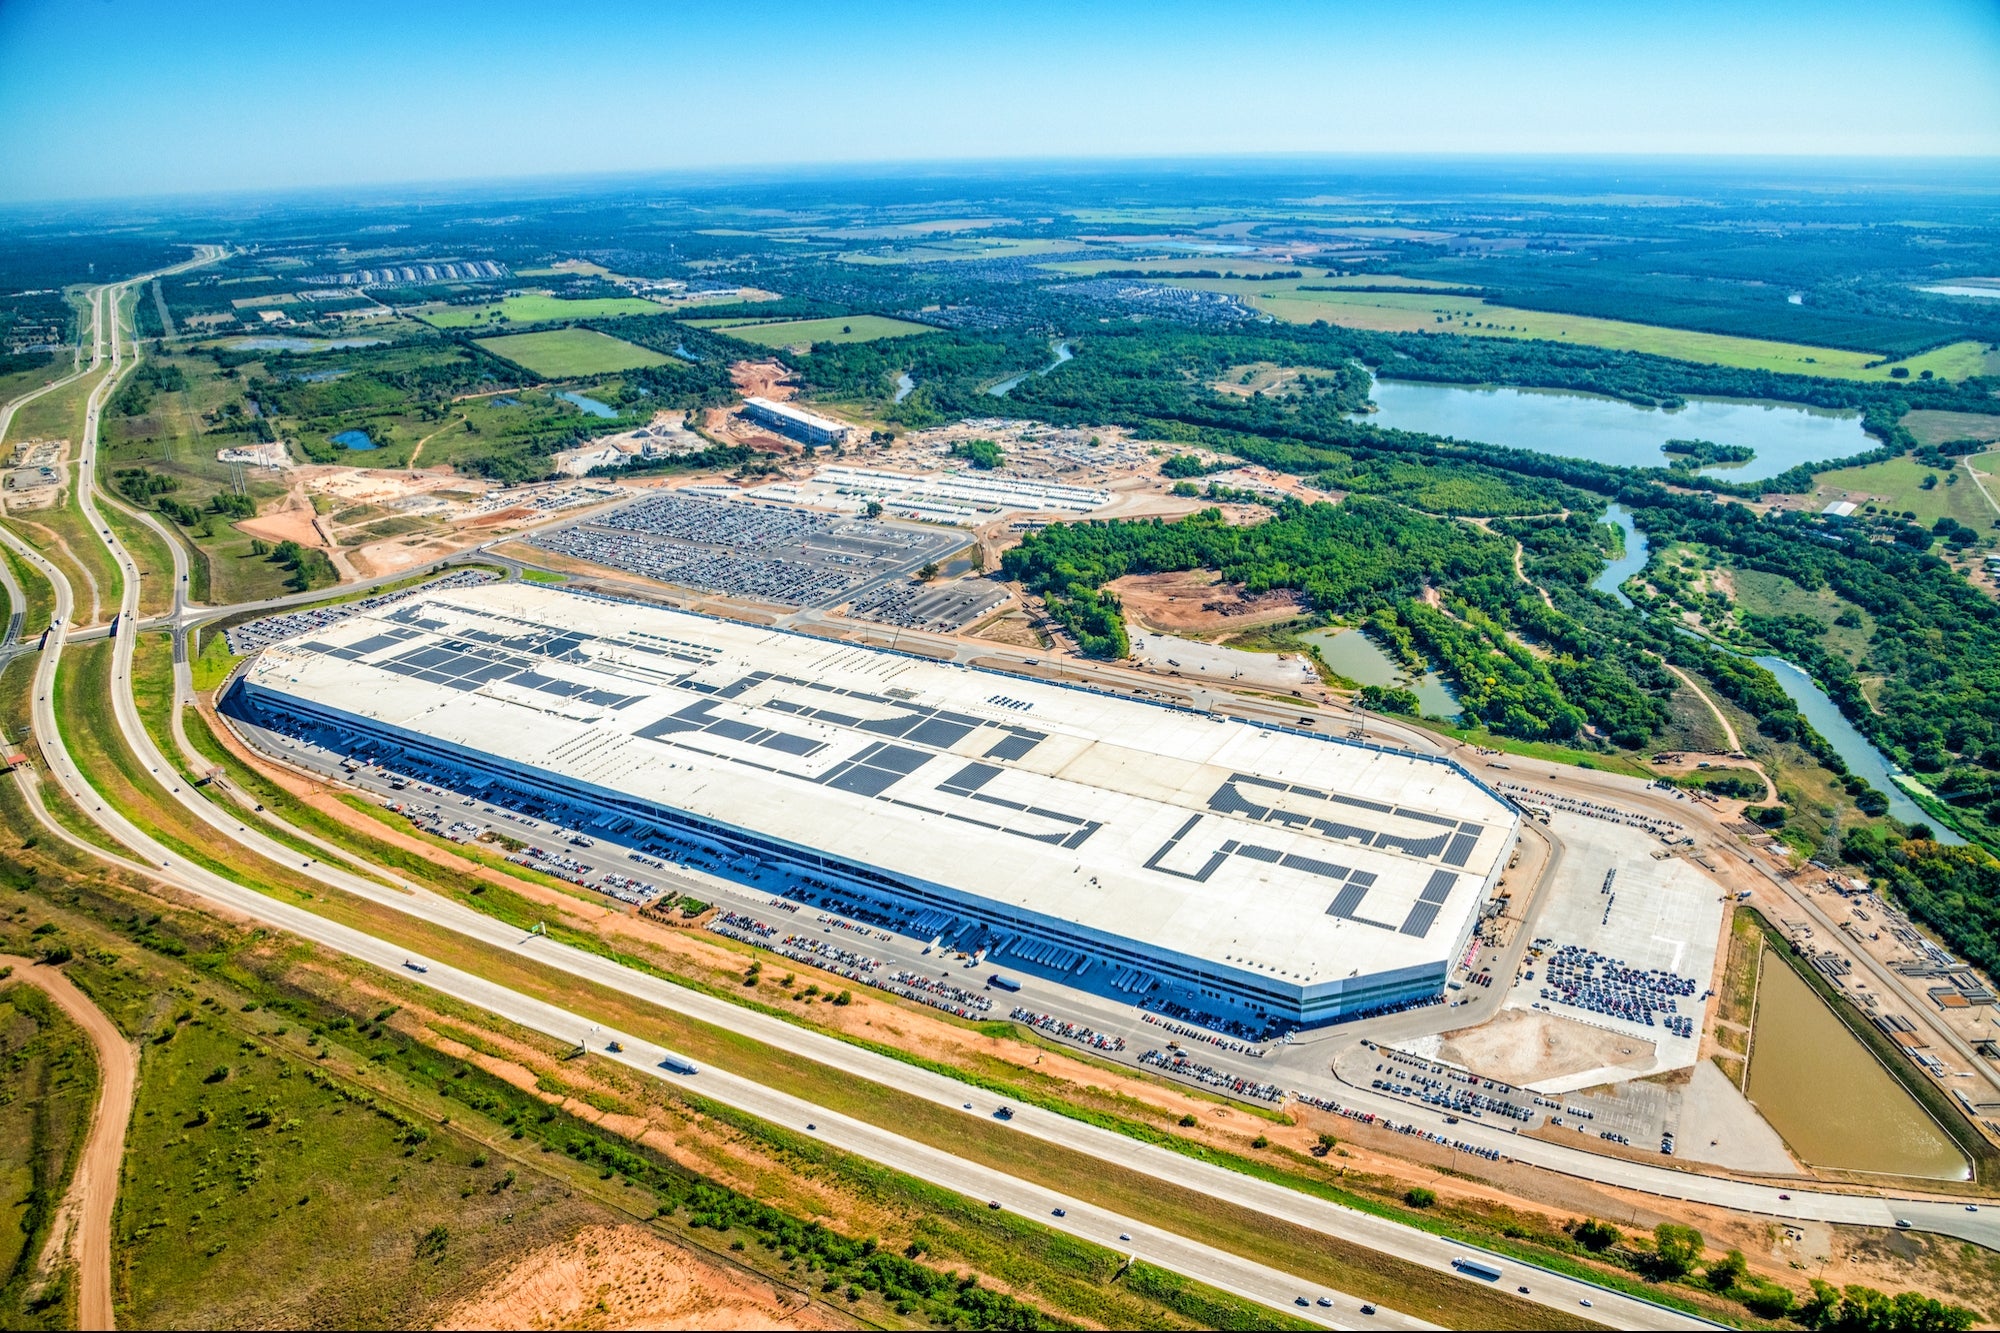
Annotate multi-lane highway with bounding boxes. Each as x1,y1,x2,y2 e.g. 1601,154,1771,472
6,246,1991,1333
2,256,1470,1333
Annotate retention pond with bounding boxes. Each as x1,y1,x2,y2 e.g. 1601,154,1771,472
1745,945,1970,1180
1298,627,1460,719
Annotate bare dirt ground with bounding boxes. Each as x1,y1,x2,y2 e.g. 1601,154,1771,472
436,1224,834,1331
1437,1007,1658,1086
729,359,795,402
346,532,455,579
1107,569,1307,633
3,955,134,1333
969,609,1047,648
237,479,329,548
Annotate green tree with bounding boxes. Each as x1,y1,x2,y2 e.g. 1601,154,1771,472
1650,1222,1703,1278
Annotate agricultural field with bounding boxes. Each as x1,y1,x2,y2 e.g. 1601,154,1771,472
473,327,672,378
414,291,667,329
1163,277,1986,381
706,314,933,348
1809,452,2000,534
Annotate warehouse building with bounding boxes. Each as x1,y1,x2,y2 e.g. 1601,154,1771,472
742,396,850,447
225,583,1517,1025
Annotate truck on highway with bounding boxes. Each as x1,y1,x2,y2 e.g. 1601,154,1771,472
988,974,1021,993
1451,1256,1503,1282
660,1054,699,1076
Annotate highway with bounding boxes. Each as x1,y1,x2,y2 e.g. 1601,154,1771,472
8,248,1991,1332
6,255,1473,1333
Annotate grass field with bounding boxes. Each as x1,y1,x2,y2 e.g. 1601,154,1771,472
415,292,665,329
708,315,932,348
1903,409,2000,447
1731,568,1876,663
1811,452,2000,533
0,980,97,1329
1151,277,1987,381
473,328,671,378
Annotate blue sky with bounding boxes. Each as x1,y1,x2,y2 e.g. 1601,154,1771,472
2,0,1996,201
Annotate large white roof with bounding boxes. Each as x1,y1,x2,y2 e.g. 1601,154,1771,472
242,583,1515,998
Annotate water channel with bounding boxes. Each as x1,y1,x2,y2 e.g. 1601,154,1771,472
1364,380,1875,482
989,341,1072,397
1586,505,1955,836
894,372,915,403
1745,946,1970,1180
1297,627,1460,719
1592,504,1649,607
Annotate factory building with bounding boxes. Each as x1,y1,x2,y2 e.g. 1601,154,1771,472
742,396,850,447
225,583,1517,1026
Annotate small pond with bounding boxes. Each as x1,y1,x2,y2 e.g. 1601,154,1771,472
1362,379,1875,482
234,337,384,352
1298,627,1460,719
330,429,377,451
557,390,618,419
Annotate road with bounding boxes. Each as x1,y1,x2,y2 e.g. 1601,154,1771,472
8,249,1990,1331
2,954,134,1333
3,255,1483,1333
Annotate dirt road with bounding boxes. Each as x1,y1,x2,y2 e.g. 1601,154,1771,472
3,954,135,1330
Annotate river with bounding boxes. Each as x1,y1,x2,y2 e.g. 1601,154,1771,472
1746,946,1970,1180
989,341,1072,397
1585,504,1954,836
895,372,915,403
1364,380,1875,482
1749,656,1962,841
1592,504,1649,607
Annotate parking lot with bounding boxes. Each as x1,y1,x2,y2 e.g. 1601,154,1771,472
1497,810,1725,1090
528,491,957,608
222,568,500,653
845,577,1010,632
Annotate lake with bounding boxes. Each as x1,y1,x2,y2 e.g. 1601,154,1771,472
234,337,384,352
557,390,618,418
1592,503,1649,606
1298,627,1460,719
330,429,377,451
1746,945,1969,1180
1363,380,1875,482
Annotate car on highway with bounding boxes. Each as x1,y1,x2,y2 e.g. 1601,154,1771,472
1295,1296,1309,1306
1580,1298,1593,1308
1051,1208,1065,1217
1358,1303,1375,1315
988,1200,1001,1210
1118,1233,1130,1242
1317,1296,1333,1307
1896,1219,1913,1229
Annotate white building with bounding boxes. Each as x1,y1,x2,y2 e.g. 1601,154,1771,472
228,583,1517,1025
